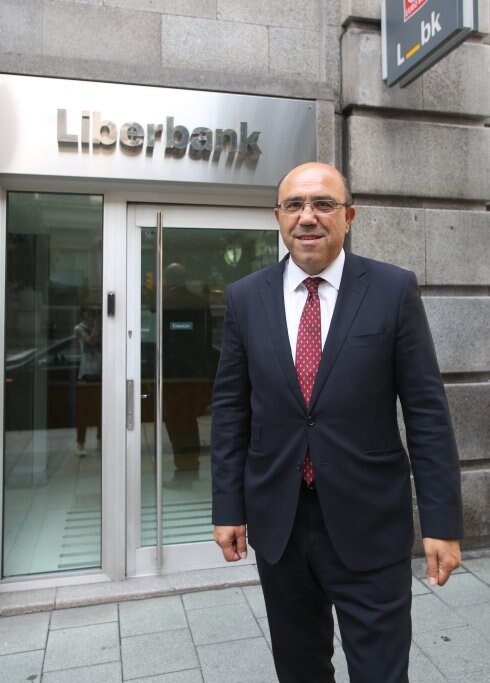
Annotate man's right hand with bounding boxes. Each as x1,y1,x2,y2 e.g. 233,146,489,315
214,525,248,561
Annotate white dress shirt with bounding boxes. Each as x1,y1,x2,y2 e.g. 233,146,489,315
283,249,345,360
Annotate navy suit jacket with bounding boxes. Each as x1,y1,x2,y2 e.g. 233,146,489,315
211,252,464,571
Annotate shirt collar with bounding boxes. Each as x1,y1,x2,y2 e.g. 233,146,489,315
285,249,345,294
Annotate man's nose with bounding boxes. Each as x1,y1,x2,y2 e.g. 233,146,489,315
299,203,317,221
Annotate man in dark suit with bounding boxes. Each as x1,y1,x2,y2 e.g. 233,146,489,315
211,162,463,682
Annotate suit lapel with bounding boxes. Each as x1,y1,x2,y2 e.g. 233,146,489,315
260,253,369,412
260,257,306,410
310,252,369,408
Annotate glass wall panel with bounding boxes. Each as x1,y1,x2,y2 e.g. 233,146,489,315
140,226,278,547
3,192,103,577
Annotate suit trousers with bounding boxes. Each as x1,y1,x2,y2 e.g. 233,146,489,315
256,483,412,683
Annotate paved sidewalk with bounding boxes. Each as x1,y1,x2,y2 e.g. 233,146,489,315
0,553,489,682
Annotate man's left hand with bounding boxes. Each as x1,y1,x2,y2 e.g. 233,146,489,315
422,537,461,587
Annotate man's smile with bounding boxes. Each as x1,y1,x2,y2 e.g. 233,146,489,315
295,233,323,241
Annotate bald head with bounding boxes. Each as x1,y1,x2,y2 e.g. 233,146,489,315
164,262,186,288
276,162,352,207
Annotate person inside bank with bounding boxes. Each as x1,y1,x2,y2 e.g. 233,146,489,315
211,162,464,682
162,263,215,487
74,305,102,457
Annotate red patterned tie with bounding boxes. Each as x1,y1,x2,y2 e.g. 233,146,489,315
295,277,323,486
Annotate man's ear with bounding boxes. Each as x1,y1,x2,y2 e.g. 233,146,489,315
345,206,356,233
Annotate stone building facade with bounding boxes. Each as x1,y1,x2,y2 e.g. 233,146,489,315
0,0,488,588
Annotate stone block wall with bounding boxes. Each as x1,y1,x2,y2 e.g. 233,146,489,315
0,0,488,549
342,1,490,550
0,0,339,99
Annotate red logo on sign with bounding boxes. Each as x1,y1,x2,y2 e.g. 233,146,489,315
404,0,428,22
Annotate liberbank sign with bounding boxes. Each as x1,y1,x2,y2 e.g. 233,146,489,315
0,75,316,186
382,0,478,86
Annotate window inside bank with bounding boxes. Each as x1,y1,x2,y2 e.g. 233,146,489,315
3,192,103,577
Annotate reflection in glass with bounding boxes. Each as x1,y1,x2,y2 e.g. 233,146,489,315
140,227,278,547
74,306,102,456
2,193,103,577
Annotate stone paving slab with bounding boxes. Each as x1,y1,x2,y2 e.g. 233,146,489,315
463,556,490,584
413,625,490,679
332,643,350,682
43,621,120,672
0,555,489,681
42,661,123,683
119,596,187,637
50,602,118,630
408,643,446,683
445,671,490,683
129,672,204,683
242,583,269,617
257,615,271,643
0,650,44,681
121,628,199,679
187,602,262,646
197,636,278,683
412,575,432,596
458,601,490,643
411,593,468,633
0,610,50,654
433,571,490,607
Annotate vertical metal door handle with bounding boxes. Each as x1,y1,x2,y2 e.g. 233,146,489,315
126,380,134,430
155,211,164,569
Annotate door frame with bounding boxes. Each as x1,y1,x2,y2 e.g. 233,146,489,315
0,178,281,591
126,203,281,577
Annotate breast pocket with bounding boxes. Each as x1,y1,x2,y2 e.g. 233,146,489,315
347,331,390,347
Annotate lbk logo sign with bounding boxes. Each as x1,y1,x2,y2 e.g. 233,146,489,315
382,0,477,87
404,0,429,22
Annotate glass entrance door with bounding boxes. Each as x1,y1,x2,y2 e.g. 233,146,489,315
2,192,103,578
126,205,279,575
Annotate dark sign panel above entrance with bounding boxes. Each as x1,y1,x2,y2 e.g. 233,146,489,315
382,0,478,87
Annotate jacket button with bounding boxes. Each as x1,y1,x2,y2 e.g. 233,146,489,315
306,416,315,426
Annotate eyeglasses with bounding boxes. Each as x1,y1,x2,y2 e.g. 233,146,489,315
276,199,351,215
